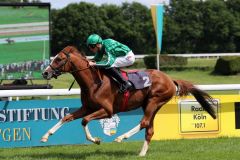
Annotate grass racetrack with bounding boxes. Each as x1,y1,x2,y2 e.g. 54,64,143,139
1,137,240,160
0,41,49,64
0,6,48,25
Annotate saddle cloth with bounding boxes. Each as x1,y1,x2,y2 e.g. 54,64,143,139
119,70,151,112
121,70,151,89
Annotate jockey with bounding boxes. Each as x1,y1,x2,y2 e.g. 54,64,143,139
87,34,135,93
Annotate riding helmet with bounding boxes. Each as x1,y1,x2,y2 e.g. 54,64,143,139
86,34,103,46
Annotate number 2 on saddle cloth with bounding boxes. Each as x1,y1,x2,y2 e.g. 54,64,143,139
120,70,152,112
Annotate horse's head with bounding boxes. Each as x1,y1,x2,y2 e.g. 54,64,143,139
42,46,85,80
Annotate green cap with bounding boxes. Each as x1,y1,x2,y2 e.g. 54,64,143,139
86,34,102,46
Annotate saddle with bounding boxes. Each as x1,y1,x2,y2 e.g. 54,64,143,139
121,70,152,90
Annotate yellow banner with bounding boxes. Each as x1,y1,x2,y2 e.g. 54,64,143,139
153,95,240,140
179,100,219,133
151,5,157,33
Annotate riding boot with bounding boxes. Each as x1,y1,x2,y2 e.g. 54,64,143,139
106,68,132,93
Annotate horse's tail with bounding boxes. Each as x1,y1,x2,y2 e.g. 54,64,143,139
174,80,216,119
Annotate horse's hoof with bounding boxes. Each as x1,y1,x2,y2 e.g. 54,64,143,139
94,137,101,145
139,153,146,157
114,138,122,143
41,138,48,143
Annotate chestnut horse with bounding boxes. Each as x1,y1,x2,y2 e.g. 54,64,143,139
41,46,216,156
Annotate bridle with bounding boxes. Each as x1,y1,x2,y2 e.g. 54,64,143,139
49,49,90,77
49,48,103,91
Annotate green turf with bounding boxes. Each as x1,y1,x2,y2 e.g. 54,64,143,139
0,33,48,39
0,6,49,24
187,58,217,68
19,57,238,90
2,58,240,96
165,69,240,84
0,71,45,80
0,41,49,64
0,137,239,160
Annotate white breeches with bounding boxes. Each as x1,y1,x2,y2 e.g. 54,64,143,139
111,51,135,68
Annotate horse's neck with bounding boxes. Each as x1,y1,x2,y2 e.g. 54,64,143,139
72,69,101,91
71,55,101,91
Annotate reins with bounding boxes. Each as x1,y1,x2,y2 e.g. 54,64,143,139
62,50,91,73
52,49,103,91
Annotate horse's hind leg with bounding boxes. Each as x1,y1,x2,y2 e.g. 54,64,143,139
114,124,141,143
114,97,160,143
138,98,170,156
139,119,154,156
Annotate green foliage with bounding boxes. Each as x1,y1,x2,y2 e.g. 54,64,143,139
51,2,155,55
51,2,110,55
143,55,156,69
163,0,240,54
225,0,240,52
214,56,240,75
163,0,204,54
50,1,240,55
199,0,236,52
143,55,187,69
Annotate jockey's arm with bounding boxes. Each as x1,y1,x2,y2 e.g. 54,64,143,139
94,52,115,68
92,51,103,62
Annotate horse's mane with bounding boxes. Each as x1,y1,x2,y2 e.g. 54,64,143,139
63,45,86,57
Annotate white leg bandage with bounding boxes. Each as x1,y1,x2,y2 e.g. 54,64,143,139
139,140,149,157
83,125,96,142
41,119,64,142
115,124,141,142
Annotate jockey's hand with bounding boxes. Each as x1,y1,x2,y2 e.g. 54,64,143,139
89,61,96,66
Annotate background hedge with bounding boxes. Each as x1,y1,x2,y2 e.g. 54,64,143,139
214,57,240,75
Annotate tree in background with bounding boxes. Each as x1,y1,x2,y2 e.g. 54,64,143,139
163,0,239,54
2,0,240,55
51,2,155,55
199,0,236,53
225,0,240,52
49,0,240,55
162,0,203,54
51,2,112,55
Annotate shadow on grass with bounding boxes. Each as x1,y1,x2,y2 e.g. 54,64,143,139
0,149,137,160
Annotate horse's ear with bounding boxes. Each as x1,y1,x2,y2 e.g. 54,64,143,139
68,46,78,52
69,46,74,52
62,46,71,53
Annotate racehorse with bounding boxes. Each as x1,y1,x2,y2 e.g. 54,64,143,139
5,38,15,44
41,46,216,156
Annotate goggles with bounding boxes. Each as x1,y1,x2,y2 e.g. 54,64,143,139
88,44,96,49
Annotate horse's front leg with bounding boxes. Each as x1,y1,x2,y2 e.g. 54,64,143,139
81,108,110,145
41,107,88,142
41,119,64,142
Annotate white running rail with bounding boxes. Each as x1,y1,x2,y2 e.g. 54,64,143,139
0,84,240,101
